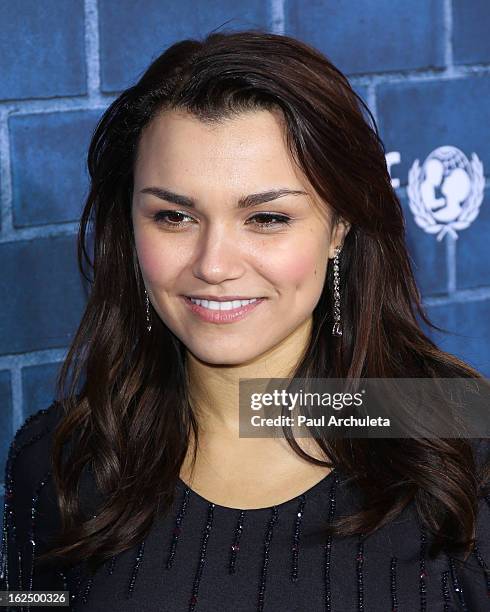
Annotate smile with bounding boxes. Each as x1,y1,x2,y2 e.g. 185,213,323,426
181,296,265,324
189,297,258,310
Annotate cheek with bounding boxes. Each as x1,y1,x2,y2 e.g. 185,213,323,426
134,232,178,285
268,243,326,289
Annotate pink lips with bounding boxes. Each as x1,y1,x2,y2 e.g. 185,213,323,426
182,296,265,323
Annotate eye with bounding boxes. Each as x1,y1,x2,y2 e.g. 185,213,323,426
152,211,194,227
246,213,292,229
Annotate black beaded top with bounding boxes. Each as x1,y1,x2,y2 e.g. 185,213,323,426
1,402,489,611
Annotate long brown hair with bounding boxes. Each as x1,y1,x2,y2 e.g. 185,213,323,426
36,29,488,573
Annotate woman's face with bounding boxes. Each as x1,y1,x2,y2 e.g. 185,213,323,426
131,108,349,365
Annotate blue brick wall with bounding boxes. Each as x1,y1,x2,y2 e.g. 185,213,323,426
0,0,87,101
1,2,489,507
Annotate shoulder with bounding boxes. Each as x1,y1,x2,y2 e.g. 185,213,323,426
4,400,66,519
5,401,65,487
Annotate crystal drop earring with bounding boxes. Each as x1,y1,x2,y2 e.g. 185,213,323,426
332,246,342,336
145,288,152,333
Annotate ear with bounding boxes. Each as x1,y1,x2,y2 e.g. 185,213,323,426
328,218,351,259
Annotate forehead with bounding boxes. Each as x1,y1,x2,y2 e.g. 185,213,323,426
133,108,305,189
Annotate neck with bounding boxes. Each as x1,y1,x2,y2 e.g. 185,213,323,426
185,316,313,435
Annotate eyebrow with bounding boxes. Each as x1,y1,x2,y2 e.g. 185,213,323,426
139,186,308,209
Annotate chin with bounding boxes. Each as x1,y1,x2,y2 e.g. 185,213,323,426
187,344,262,366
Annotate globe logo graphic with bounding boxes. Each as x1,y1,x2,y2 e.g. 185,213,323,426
407,146,484,241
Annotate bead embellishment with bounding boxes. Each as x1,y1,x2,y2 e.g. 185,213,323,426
324,472,339,611
17,549,22,593
419,527,428,611
356,536,365,611
106,555,117,575
229,510,246,575
59,570,68,591
70,563,83,606
79,515,99,606
127,539,146,598
26,470,51,598
189,503,215,611
449,556,468,611
290,494,306,582
257,506,279,612
80,572,95,605
472,540,490,598
441,570,450,611
166,486,190,569
390,556,398,612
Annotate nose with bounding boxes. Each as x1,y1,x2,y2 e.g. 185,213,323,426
191,222,246,284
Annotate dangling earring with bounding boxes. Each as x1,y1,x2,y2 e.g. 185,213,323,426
332,246,342,336
145,288,152,332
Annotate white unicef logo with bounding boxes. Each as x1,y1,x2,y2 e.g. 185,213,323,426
407,146,484,241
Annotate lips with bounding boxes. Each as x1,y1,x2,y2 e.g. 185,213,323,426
181,295,265,324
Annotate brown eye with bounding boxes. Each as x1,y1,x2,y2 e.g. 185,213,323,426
153,211,194,227
247,213,292,229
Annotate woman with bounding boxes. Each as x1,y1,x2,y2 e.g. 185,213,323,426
1,30,489,611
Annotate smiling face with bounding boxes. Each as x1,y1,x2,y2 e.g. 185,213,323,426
131,107,349,365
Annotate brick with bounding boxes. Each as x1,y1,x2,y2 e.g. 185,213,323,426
98,0,270,92
377,76,490,188
453,1,490,65
424,300,490,376
10,111,102,227
456,187,490,291
0,370,13,481
0,236,86,355
0,0,86,100
398,191,448,297
285,0,445,76
22,362,62,419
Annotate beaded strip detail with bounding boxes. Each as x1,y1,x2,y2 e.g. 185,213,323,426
28,471,51,591
449,556,468,611
69,563,84,607
356,535,365,611
324,472,339,611
257,506,279,612
126,539,146,598
390,556,398,612
419,527,428,611
106,555,117,575
76,514,99,606
166,486,190,569
472,540,490,598
290,494,306,582
228,510,246,575
24,470,52,612
441,570,450,611
189,503,215,611
80,571,95,605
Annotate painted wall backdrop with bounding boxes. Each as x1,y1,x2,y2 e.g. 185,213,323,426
0,0,489,505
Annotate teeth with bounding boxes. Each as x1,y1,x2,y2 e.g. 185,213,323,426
189,298,258,310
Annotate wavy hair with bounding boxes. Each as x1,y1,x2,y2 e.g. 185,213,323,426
35,29,488,573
